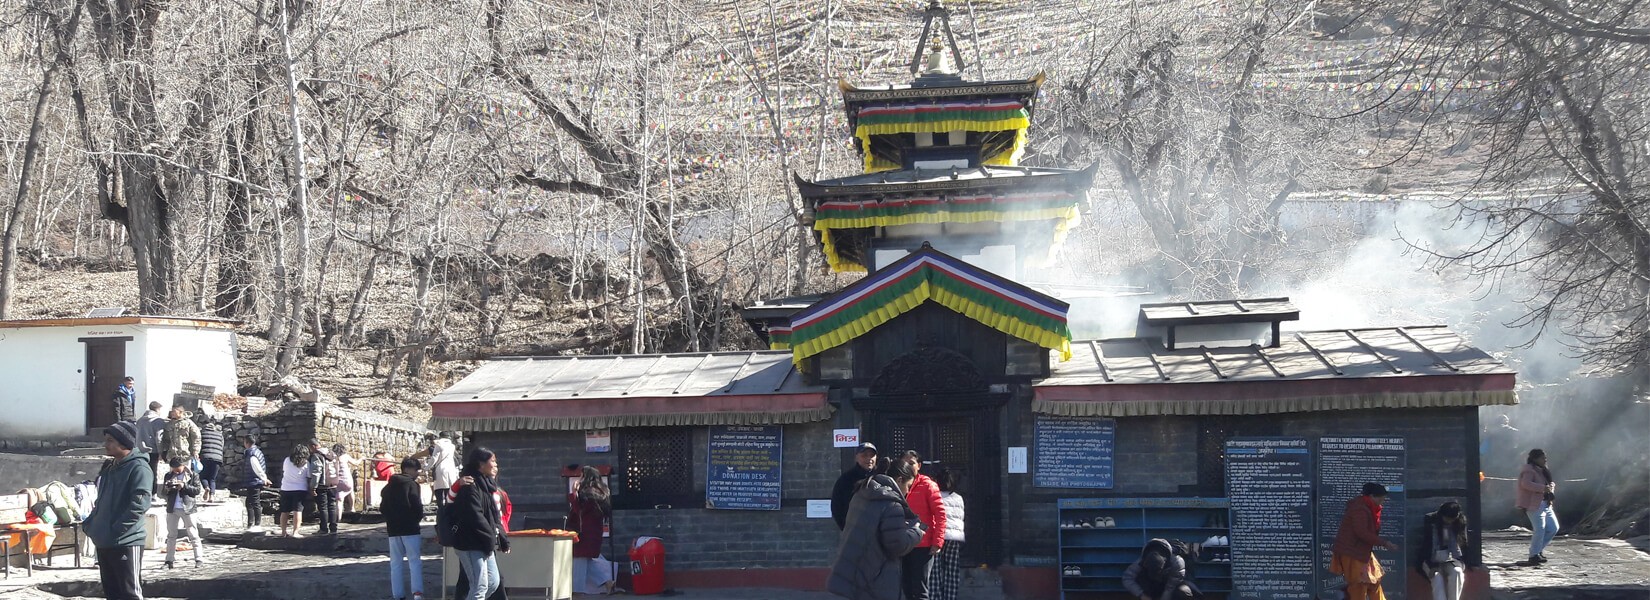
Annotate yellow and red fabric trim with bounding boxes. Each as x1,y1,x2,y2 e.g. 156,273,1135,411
812,191,1083,272
854,101,1030,173
777,251,1071,364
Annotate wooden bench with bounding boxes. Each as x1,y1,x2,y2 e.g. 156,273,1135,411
0,493,84,578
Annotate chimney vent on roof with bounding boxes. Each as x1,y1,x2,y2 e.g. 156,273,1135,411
1136,297,1300,350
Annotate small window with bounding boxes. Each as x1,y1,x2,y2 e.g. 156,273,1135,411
819,346,855,380
1006,338,1045,376
615,427,694,509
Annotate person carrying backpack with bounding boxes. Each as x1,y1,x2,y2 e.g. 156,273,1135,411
307,439,338,534
1123,539,1203,600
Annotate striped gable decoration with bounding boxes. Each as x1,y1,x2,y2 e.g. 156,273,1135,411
853,99,1031,173
811,190,1084,273
773,246,1072,364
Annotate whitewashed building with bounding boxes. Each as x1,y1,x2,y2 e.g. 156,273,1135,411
0,316,239,438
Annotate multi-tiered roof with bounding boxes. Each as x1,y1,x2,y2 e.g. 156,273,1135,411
795,1,1096,274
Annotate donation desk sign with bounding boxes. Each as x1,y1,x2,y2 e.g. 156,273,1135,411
1032,415,1115,489
1316,436,1408,600
706,425,783,510
1226,438,1314,600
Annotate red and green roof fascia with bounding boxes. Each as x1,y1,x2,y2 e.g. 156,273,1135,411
770,247,1072,365
840,76,1043,173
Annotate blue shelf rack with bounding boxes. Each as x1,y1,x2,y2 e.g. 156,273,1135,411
1057,497,1232,600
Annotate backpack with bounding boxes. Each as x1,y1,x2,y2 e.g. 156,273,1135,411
435,493,460,547
72,481,97,518
307,454,330,489
40,481,80,523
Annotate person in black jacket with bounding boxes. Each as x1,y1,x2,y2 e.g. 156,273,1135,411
1122,539,1201,600
199,422,225,502
382,457,425,600
828,456,924,600
832,442,878,530
451,447,510,600
160,457,205,568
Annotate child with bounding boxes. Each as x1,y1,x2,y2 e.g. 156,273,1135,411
161,457,205,568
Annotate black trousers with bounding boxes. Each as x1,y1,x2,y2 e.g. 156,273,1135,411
200,459,222,495
901,548,936,600
315,487,338,533
96,546,144,600
244,484,264,527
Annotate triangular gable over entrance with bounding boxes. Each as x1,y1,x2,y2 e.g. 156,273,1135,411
771,244,1072,364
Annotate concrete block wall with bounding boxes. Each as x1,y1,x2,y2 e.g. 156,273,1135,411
474,420,841,571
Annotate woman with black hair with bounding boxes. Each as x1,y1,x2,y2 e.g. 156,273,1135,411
828,456,925,600
450,447,510,600
932,468,966,600
1329,482,1400,600
278,444,312,538
568,465,615,595
1516,449,1558,564
1415,501,1476,600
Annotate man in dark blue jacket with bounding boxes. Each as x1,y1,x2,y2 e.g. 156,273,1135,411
86,421,154,600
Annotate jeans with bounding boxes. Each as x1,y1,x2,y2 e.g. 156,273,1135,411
165,512,203,563
314,487,338,534
95,546,144,600
388,534,423,598
200,460,222,496
456,550,500,600
1431,561,1464,600
1527,502,1559,557
901,547,936,600
572,556,613,594
244,484,264,527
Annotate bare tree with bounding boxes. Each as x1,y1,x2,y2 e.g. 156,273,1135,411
1362,0,1650,375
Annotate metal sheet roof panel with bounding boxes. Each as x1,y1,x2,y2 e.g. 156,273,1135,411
430,351,823,405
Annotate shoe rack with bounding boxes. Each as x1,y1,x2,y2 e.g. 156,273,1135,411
1055,497,1233,599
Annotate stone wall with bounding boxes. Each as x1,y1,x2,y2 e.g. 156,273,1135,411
473,420,843,571
0,452,106,492
208,401,426,491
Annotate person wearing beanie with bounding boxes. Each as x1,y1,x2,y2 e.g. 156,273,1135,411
85,421,153,600
1329,482,1400,600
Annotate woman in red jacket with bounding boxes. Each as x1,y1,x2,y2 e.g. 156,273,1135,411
899,451,947,600
1329,483,1400,600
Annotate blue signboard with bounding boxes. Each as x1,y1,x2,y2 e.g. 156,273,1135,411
706,425,783,510
1316,436,1408,600
1227,437,1315,600
1033,415,1115,489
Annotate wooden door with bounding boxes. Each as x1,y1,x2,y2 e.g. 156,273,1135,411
871,408,1003,566
84,339,128,432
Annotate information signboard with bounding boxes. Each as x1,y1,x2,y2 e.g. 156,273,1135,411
1032,415,1115,489
706,425,783,510
1316,436,1407,600
1226,437,1314,600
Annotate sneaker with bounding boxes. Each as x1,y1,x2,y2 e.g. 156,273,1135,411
413,594,424,600
194,559,205,568
247,526,266,534
290,531,305,539
1535,554,1549,563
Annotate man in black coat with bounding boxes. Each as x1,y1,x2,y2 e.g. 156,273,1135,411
832,442,878,530
382,457,425,600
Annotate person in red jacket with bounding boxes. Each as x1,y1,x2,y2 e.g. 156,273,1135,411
1329,483,1400,600
898,451,946,600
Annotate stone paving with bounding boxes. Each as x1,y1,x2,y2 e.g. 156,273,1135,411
4,507,1643,600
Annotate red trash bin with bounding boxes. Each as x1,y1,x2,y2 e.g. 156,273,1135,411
629,536,665,595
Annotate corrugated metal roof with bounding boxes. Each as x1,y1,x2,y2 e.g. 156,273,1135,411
1041,326,1512,386
1139,297,1300,325
430,351,823,404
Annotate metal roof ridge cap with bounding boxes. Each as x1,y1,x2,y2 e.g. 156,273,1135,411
520,356,580,399
672,354,716,395
719,352,760,395
620,355,669,396
1295,333,1345,376
1343,329,1404,374
1087,340,1113,383
570,356,620,397
1394,327,1462,372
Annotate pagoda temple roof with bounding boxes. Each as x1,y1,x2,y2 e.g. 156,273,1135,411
838,74,1044,128
796,164,1097,198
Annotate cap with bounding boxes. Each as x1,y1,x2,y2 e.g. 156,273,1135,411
856,442,877,454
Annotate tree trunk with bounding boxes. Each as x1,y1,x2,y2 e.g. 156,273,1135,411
274,0,314,377
1,1,82,320
86,0,181,314
215,119,258,318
